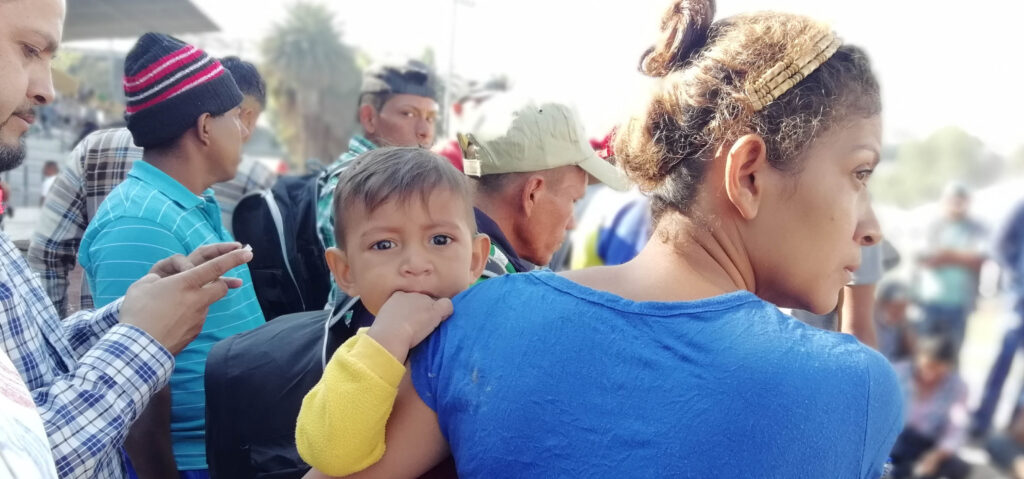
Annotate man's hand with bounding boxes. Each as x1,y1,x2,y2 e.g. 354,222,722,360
121,246,254,355
368,292,454,364
147,243,247,289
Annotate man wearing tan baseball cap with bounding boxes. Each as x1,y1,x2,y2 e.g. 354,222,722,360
458,99,629,275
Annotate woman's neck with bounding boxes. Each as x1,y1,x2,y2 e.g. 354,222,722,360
563,214,755,303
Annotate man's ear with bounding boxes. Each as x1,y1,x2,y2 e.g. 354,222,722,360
195,113,213,147
358,104,377,135
325,247,358,297
468,234,491,282
519,174,545,217
723,134,770,220
240,108,259,137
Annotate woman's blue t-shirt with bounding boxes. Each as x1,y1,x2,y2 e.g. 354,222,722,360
411,272,903,478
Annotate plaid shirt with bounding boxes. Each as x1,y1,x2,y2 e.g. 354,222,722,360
0,231,174,478
316,135,376,307
315,134,376,250
28,128,277,317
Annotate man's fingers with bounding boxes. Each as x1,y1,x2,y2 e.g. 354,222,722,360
198,278,231,305
134,272,162,287
177,248,253,289
187,242,243,266
150,254,193,278
222,277,243,289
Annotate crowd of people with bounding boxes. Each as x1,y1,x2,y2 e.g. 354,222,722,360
3,0,1024,478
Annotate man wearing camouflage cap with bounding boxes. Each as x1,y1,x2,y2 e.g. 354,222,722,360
316,59,441,251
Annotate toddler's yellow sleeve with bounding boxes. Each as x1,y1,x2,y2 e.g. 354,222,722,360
295,328,406,476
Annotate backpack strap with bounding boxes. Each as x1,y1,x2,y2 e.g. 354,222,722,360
262,189,307,311
321,295,362,369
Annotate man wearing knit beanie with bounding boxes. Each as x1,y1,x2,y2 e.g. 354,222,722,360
0,2,256,478
79,33,266,478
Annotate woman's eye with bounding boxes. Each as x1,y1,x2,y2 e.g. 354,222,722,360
855,169,874,182
431,235,452,246
23,44,41,59
371,240,396,250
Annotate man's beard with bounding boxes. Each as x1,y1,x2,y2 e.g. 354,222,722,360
0,118,27,173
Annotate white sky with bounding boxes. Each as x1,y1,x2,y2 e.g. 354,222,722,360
72,0,1024,154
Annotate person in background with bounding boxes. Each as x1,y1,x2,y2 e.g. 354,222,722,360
985,402,1024,479
316,60,440,251
28,56,275,317
890,336,971,479
875,280,916,363
561,131,651,271
972,197,1024,438
459,99,628,276
315,60,440,306
39,160,57,205
78,33,267,478
915,182,987,354
0,2,256,476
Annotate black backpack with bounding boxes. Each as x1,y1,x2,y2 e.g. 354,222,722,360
232,173,331,320
205,301,459,479
205,307,349,479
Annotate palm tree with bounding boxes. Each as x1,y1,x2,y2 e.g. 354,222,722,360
262,2,361,171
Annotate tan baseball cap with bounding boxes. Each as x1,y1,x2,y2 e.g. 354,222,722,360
457,101,630,191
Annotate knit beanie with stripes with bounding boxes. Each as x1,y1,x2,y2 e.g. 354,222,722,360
123,33,243,148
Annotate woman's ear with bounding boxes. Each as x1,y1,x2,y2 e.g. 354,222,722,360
723,134,770,220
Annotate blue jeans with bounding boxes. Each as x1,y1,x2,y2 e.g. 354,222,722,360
920,303,969,352
973,305,1024,436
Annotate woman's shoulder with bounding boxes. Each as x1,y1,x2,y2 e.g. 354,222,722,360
764,318,901,399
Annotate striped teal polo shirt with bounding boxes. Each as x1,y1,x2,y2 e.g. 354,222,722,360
79,160,265,471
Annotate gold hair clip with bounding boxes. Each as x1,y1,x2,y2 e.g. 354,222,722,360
746,29,842,111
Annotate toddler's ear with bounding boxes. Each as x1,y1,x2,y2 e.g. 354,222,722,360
469,234,491,281
325,247,359,297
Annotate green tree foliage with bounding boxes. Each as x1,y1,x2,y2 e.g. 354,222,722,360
262,2,361,170
872,126,1004,207
1008,146,1024,175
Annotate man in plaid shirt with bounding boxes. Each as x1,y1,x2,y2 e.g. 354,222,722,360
0,1,256,477
29,59,276,317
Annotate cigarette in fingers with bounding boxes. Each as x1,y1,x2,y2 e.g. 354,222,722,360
242,244,253,253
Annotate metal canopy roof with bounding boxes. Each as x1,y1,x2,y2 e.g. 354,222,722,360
64,0,219,42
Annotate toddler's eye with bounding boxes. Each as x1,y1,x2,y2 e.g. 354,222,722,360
371,240,396,250
431,235,452,246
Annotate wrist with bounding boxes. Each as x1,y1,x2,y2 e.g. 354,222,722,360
367,323,414,363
